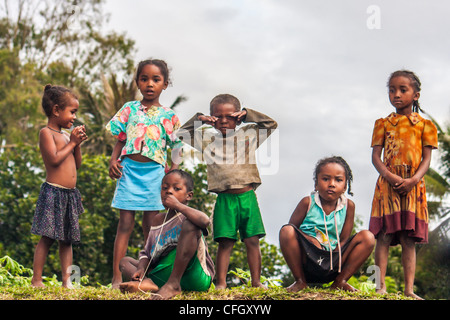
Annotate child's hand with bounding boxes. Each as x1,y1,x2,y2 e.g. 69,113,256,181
198,115,218,126
131,268,145,281
162,194,181,211
394,178,417,196
109,159,123,180
231,110,247,124
70,125,88,145
385,173,403,189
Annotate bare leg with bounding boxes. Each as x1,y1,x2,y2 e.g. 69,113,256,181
279,225,308,292
244,236,266,288
374,231,393,294
31,236,55,288
153,220,202,300
330,230,375,291
215,238,235,290
398,231,423,300
112,210,136,289
118,256,158,293
59,241,74,289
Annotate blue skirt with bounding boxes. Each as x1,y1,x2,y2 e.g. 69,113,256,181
111,157,165,211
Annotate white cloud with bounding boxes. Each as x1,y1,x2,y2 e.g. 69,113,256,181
106,0,450,244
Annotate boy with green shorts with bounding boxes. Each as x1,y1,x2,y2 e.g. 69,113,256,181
119,170,214,299
179,94,277,289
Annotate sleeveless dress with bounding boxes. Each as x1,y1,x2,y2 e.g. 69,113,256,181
369,112,438,245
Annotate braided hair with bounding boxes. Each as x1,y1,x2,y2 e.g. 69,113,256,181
388,70,423,113
313,156,354,196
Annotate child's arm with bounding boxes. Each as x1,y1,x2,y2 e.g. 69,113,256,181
109,140,125,179
288,196,311,228
178,113,215,150
394,146,433,195
131,257,150,281
372,146,403,187
40,126,85,167
167,147,182,172
239,108,278,147
73,126,87,170
162,195,210,230
238,108,278,130
338,199,355,246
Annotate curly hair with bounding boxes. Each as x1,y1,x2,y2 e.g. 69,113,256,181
313,156,354,196
41,84,78,117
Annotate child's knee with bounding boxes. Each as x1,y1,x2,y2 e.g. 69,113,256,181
243,236,260,249
279,224,296,243
358,230,376,248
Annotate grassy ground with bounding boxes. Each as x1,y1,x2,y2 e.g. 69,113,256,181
0,285,412,301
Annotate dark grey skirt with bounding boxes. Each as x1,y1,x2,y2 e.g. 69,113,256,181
31,182,84,243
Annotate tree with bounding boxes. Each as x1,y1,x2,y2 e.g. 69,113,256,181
0,0,135,146
416,118,450,299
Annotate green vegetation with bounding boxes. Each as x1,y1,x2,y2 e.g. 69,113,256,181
0,0,449,300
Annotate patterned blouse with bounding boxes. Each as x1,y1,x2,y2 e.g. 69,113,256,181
106,101,183,166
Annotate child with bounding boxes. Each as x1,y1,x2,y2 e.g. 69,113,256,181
118,169,215,300
369,70,438,299
279,156,375,292
178,94,277,289
106,59,183,289
31,84,87,288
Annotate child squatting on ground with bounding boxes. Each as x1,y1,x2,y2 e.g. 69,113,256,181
106,59,183,289
178,94,278,289
279,156,375,292
369,70,438,300
31,84,88,289
118,170,215,300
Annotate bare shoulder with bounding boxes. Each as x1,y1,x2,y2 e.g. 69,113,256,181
298,196,311,207
347,198,355,209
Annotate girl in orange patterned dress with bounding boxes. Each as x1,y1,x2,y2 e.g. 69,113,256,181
369,70,438,299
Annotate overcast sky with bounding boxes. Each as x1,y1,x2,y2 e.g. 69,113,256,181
105,0,450,244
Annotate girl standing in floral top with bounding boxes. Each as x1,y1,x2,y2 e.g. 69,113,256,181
106,59,183,289
369,70,438,299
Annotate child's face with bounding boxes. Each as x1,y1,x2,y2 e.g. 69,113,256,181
211,103,239,136
161,173,192,205
137,64,168,105
315,163,347,203
54,97,79,129
388,76,420,114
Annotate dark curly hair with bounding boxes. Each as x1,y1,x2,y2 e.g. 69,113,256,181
135,59,171,86
163,169,194,192
41,84,78,117
313,156,354,196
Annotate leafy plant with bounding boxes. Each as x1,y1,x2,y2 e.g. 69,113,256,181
228,268,283,288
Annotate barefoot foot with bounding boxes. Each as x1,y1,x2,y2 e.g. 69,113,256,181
152,282,182,300
286,280,308,293
330,280,357,292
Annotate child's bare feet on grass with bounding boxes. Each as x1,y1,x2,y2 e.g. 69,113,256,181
405,291,424,300
31,278,45,288
252,282,268,290
286,280,308,292
119,279,158,293
62,280,75,289
330,280,357,292
151,282,182,300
